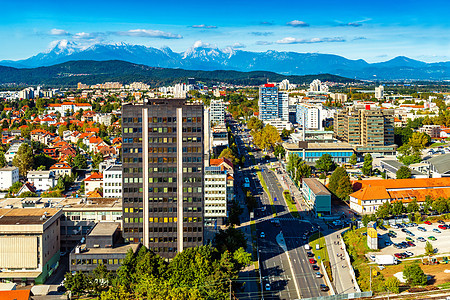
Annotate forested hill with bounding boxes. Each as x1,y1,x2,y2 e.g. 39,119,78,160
0,60,358,87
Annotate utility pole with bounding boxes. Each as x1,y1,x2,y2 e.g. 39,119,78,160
369,265,372,292
229,279,232,300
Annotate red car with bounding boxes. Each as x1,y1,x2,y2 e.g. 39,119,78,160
309,258,317,264
424,221,432,225
438,225,447,230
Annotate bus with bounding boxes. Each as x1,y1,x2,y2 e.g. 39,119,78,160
244,177,250,188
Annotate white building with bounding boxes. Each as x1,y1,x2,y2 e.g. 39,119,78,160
204,166,227,226
174,83,188,98
93,113,113,126
83,172,103,195
210,99,225,125
296,103,333,130
375,85,384,100
103,165,122,198
309,79,329,93
0,167,19,190
27,170,56,191
5,142,24,164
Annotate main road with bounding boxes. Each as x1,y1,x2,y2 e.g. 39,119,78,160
232,122,327,299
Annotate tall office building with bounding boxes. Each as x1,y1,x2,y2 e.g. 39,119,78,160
334,104,396,154
122,99,204,259
258,84,288,121
210,99,225,125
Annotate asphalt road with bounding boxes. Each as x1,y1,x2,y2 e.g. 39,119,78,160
233,124,327,299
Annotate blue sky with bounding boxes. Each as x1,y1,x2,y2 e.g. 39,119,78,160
1,0,449,62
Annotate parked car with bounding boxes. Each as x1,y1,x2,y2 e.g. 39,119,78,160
424,221,432,225
309,258,317,264
405,251,414,256
438,225,447,230
369,255,376,261
433,228,441,233
312,265,320,271
315,272,323,278
407,241,416,247
418,237,426,242
437,220,445,224
320,284,330,292
265,283,271,291
406,237,414,242
428,236,437,241
418,227,427,232
307,251,314,257
379,225,387,230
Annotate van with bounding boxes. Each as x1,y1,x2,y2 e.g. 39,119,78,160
305,244,311,250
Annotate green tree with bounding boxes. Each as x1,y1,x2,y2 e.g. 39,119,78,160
362,154,373,176
349,153,357,165
64,271,90,297
0,151,6,168
328,167,347,194
218,147,236,164
396,166,412,179
33,153,56,170
425,241,434,256
73,154,88,169
376,201,392,219
403,264,427,286
407,199,420,213
384,277,400,294
274,144,285,158
392,201,406,216
12,144,34,176
336,174,353,201
247,117,263,131
280,128,291,139
315,154,336,173
92,152,104,170
362,214,371,227
433,198,448,214
295,162,311,184
214,226,247,254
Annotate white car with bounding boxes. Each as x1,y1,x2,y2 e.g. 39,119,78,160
369,255,376,261
260,232,265,238
405,251,414,256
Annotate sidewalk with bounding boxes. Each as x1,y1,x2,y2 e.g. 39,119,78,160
324,228,359,294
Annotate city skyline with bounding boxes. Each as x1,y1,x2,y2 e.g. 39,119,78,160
1,0,449,63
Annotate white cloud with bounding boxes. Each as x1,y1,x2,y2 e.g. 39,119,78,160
276,37,345,44
256,41,273,45
250,32,273,36
50,29,69,36
191,24,217,29
229,42,246,49
192,40,216,48
286,20,309,27
115,29,182,39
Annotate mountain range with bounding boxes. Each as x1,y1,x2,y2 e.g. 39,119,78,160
0,60,356,87
0,41,449,80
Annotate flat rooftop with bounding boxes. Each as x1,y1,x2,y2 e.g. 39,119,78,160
0,197,122,209
303,178,331,196
284,142,354,150
75,244,139,255
89,222,119,236
0,208,61,225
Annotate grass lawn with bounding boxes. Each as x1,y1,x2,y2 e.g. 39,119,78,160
343,228,385,292
283,190,300,218
309,232,330,264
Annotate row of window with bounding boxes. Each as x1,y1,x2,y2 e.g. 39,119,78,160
104,189,122,194
123,196,202,203
71,259,122,266
124,126,202,134
104,174,122,179
105,182,121,186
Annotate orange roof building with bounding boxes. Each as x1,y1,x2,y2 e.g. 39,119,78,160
350,178,450,214
0,290,31,300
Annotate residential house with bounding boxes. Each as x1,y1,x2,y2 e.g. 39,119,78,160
84,172,103,195
0,166,19,191
27,171,56,191
50,162,72,177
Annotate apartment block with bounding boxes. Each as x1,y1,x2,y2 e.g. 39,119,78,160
122,99,204,259
204,166,227,226
258,84,288,121
334,105,396,154
0,167,19,190
103,165,122,198
210,99,225,125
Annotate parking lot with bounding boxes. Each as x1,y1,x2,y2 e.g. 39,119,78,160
369,222,450,258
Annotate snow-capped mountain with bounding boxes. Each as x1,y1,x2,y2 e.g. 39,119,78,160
0,42,448,80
